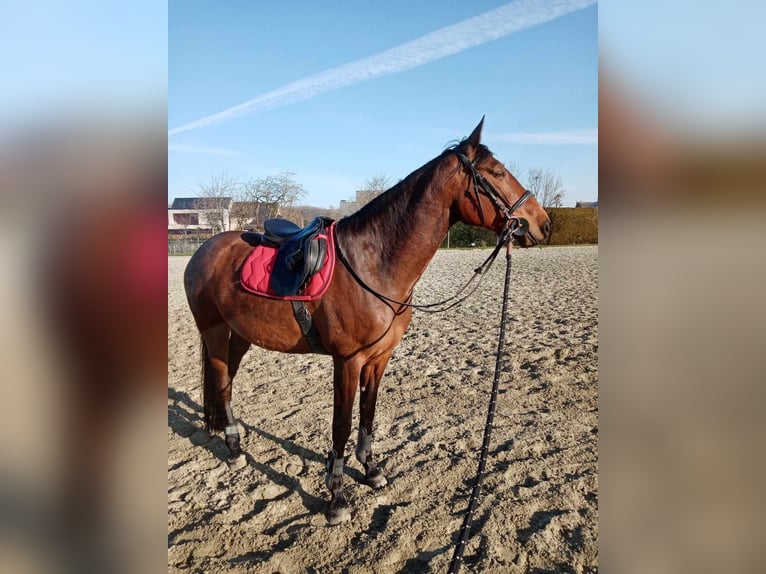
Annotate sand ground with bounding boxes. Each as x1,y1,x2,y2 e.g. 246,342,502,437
168,246,598,573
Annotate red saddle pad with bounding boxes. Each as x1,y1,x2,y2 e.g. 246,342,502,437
239,222,336,301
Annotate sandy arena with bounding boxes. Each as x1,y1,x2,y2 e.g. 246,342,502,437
168,245,598,573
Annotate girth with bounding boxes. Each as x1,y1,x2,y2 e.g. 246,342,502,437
260,216,334,354
291,300,326,354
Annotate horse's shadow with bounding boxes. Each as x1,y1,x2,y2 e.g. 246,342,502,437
168,387,366,523
169,386,399,567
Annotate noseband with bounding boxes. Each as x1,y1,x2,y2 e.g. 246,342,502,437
455,151,533,237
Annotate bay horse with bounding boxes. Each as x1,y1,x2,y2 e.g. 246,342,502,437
184,118,550,524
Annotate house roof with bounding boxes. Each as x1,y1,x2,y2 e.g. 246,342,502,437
575,201,599,208
170,197,233,210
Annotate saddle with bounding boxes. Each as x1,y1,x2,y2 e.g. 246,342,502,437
262,216,334,297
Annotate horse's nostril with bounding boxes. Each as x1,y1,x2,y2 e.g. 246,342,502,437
542,220,551,237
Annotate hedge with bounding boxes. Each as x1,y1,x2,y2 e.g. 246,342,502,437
440,208,598,248
545,207,598,245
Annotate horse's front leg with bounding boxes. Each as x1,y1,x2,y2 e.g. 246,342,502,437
325,356,361,525
356,351,392,489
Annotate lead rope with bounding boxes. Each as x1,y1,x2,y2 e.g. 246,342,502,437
447,236,515,574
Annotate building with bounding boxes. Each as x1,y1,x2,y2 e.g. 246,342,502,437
168,197,232,235
575,200,599,208
338,189,384,217
280,205,339,226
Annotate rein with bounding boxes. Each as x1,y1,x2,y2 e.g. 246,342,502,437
335,229,507,314
334,151,533,314
448,236,516,574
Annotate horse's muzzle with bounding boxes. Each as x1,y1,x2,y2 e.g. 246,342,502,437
541,220,551,241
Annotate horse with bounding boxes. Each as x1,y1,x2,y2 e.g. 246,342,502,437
183,118,551,524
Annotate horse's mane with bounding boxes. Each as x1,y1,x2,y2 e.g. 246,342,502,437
338,141,494,247
335,140,496,270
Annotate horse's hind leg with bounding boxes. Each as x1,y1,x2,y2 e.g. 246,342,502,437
325,356,361,525
200,325,248,469
356,351,392,489
223,331,251,469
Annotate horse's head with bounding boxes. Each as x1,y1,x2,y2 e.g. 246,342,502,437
449,118,551,247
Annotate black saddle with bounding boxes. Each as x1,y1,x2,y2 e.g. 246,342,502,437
262,216,334,296
264,216,325,245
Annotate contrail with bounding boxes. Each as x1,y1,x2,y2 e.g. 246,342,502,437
169,0,596,137
488,129,598,145
168,143,239,155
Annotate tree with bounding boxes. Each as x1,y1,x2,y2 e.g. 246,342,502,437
503,159,523,180
198,172,240,233
228,196,254,231
360,174,391,194
350,174,390,210
527,167,565,208
241,171,307,230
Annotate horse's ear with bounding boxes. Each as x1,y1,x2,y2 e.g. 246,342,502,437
465,116,485,150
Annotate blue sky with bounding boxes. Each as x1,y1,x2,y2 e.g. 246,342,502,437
169,0,598,207
1,1,166,121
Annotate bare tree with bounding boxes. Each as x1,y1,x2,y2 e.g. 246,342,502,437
527,167,565,208
198,172,239,233
503,159,522,179
228,196,254,231
240,171,307,230
346,174,390,211
360,174,391,193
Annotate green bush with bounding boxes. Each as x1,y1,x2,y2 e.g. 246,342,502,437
440,222,497,248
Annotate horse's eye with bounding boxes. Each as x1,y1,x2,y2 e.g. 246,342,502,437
492,170,505,178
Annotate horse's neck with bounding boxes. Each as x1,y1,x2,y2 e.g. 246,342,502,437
339,170,452,298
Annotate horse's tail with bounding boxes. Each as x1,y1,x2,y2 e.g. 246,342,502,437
200,338,225,432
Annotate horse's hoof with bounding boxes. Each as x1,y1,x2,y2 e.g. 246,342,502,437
363,468,388,489
325,505,351,525
227,454,246,471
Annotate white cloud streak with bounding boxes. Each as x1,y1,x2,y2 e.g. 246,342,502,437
169,0,597,137
168,143,239,155
488,129,598,145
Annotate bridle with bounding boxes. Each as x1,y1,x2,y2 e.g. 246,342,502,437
454,150,533,238
334,150,537,313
